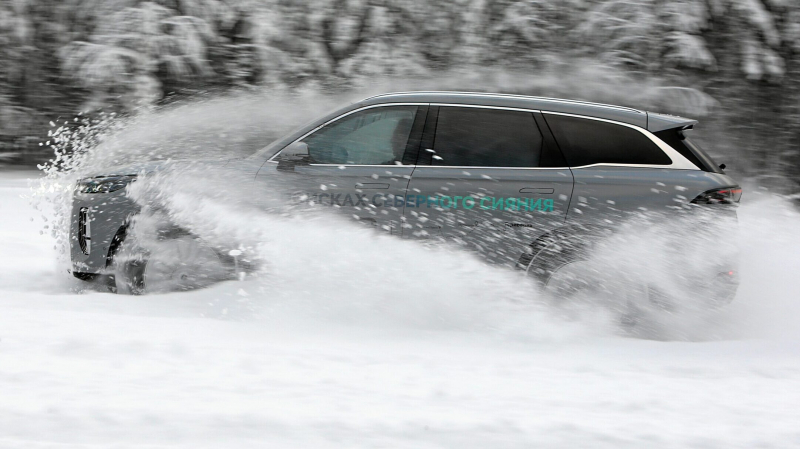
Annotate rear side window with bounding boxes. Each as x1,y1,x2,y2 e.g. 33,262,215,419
432,107,542,167
654,129,722,173
544,114,672,167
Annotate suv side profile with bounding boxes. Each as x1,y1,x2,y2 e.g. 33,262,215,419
71,92,741,301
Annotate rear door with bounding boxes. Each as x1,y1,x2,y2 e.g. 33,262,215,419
403,105,574,264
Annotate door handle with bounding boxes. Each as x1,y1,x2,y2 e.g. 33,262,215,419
356,183,390,189
519,187,554,194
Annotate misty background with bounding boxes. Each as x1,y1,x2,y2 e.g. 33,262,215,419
1,0,798,189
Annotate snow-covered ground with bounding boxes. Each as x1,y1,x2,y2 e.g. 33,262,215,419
1,170,799,448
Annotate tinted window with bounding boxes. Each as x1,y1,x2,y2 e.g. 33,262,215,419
432,107,542,167
302,106,417,165
544,114,672,167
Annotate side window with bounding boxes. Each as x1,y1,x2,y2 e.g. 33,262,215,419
432,107,542,167
544,114,672,167
654,129,720,173
302,106,417,165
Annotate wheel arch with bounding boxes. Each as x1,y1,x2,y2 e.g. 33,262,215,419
515,223,611,272
105,223,129,268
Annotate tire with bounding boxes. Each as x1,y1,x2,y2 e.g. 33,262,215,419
524,232,595,289
113,236,227,295
114,258,147,295
523,231,659,308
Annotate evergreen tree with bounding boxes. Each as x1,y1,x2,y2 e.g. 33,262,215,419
60,0,217,111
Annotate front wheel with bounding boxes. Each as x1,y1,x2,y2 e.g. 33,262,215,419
114,236,227,295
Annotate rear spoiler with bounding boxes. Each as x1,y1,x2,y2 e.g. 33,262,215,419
647,112,698,133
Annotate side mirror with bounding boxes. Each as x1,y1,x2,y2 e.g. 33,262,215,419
277,142,310,172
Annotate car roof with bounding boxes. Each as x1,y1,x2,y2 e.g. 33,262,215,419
358,91,696,132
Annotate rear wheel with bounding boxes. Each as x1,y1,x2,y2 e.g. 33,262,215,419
114,236,227,295
524,232,662,314
524,232,594,289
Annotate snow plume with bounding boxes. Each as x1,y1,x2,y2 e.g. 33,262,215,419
24,73,681,263
543,208,741,341
28,64,725,263
124,165,612,342
6,167,800,449
557,190,800,342
28,89,353,264
725,191,800,341
123,162,800,343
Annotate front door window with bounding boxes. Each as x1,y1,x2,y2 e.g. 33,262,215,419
302,106,418,165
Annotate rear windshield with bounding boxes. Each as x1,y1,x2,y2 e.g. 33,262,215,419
653,129,723,173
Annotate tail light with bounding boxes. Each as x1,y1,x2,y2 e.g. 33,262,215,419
691,186,743,205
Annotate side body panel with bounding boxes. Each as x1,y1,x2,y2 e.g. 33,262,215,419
257,162,414,233
404,167,574,265
566,167,739,221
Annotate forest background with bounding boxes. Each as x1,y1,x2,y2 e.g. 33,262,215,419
1,0,799,188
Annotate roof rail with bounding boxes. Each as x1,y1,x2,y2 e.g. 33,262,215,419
361,91,644,114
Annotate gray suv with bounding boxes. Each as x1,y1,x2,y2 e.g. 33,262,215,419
70,92,741,301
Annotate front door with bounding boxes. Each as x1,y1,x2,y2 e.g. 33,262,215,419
403,105,574,265
264,104,427,233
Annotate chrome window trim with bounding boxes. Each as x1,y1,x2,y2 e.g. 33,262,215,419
412,166,569,171
267,102,700,171
266,102,427,165
290,164,414,169
540,111,699,171
424,104,696,170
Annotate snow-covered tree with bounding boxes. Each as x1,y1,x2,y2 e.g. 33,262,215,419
60,0,219,111
0,0,35,146
337,2,429,80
